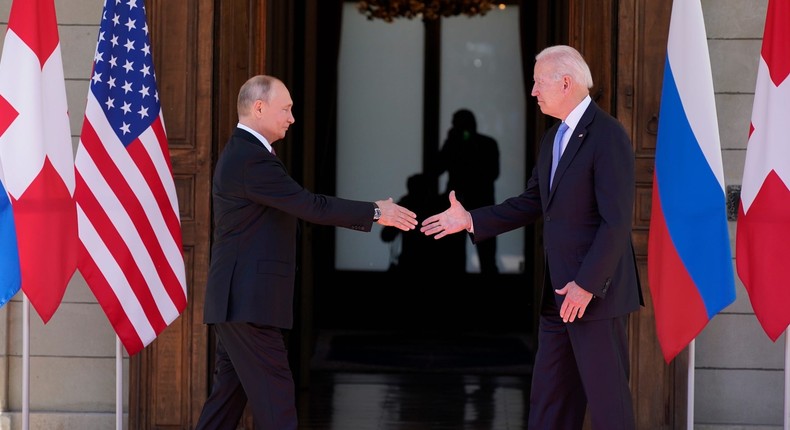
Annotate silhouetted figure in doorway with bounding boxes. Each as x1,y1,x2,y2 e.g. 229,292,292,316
434,109,500,274
382,173,465,274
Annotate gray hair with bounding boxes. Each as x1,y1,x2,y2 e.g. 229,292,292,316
237,75,278,116
536,45,594,89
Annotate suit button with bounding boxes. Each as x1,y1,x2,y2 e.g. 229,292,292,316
545,215,551,222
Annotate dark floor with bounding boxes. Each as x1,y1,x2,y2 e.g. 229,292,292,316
296,331,534,430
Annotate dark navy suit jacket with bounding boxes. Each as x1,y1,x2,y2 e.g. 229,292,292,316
203,128,375,328
470,101,643,319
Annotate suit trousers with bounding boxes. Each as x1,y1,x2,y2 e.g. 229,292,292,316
528,280,635,430
195,323,297,430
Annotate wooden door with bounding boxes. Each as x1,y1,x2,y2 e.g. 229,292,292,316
127,1,215,428
569,0,687,428
129,1,270,428
568,1,686,428
616,1,689,428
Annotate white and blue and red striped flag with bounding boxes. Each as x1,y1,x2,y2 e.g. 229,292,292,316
75,0,186,355
736,0,790,342
0,0,78,320
648,0,736,363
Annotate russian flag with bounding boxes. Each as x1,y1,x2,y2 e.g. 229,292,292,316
647,0,736,363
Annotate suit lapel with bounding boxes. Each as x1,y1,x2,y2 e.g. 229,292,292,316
548,102,598,200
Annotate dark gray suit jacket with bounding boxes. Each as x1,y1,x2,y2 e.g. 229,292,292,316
203,128,375,328
470,101,643,320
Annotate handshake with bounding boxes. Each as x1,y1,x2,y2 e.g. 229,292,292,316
376,191,471,238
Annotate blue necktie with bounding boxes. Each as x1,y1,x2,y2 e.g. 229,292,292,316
550,122,569,187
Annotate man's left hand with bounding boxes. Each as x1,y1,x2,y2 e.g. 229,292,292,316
555,281,593,323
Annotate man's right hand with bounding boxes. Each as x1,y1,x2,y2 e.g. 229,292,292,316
420,191,471,239
375,198,418,231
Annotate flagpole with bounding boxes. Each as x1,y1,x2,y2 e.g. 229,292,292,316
117,337,123,430
22,294,29,430
688,339,695,430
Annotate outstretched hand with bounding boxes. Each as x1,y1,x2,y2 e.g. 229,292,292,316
420,190,471,239
375,197,418,231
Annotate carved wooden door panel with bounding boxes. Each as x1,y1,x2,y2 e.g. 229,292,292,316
615,1,689,428
570,1,685,428
128,0,215,428
617,1,690,428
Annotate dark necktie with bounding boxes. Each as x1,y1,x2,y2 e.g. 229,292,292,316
270,147,277,156
550,122,569,187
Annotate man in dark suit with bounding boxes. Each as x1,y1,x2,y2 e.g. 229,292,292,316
421,45,643,430
195,75,417,430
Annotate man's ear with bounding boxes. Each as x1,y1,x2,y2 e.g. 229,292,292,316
254,99,265,116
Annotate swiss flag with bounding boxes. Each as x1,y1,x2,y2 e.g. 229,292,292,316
0,0,78,322
736,0,790,341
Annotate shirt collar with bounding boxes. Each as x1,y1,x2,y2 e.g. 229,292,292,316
563,95,592,133
237,123,274,154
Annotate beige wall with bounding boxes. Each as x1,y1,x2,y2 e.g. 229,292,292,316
0,0,783,429
698,0,784,428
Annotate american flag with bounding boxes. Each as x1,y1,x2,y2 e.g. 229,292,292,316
75,0,187,355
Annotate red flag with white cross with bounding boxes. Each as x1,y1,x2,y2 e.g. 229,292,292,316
736,0,790,341
0,0,78,322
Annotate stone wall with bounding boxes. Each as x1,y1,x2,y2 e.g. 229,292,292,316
697,0,784,428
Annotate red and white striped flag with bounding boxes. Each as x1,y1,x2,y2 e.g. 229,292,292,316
0,0,78,322
75,0,187,355
736,0,790,341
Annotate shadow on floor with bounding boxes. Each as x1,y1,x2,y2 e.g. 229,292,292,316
311,330,534,375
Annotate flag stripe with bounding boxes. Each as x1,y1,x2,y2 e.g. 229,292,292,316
648,189,710,361
654,61,735,316
128,116,184,269
77,115,180,325
76,221,149,355
666,6,725,189
75,166,168,335
84,124,180,310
